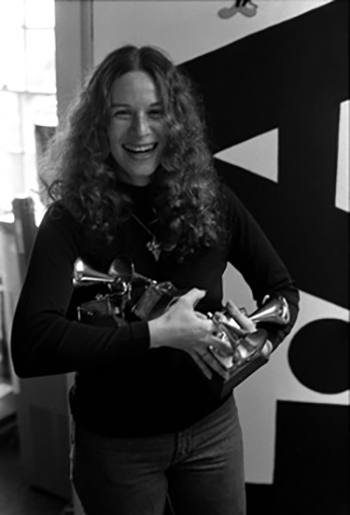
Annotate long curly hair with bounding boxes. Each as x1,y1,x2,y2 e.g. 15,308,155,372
41,45,226,262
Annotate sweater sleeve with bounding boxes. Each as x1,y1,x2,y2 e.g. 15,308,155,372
11,208,150,378
225,187,300,349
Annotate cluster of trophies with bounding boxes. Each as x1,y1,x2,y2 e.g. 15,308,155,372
73,257,290,396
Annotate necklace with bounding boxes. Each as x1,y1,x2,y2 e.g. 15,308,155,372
130,212,162,262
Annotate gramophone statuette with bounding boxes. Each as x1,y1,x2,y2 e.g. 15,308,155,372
72,257,290,396
205,295,290,396
207,294,289,368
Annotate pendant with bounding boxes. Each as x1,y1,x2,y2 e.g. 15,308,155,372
146,238,162,262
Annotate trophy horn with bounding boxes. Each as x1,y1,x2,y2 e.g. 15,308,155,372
249,295,290,325
108,256,154,285
211,295,290,346
73,259,117,287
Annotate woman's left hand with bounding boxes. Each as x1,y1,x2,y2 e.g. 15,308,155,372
222,299,256,334
220,299,273,361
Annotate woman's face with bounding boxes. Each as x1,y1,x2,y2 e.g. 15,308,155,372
107,71,168,186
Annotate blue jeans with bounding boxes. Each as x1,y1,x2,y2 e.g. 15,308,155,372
72,396,246,515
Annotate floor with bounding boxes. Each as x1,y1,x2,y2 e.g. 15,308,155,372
0,383,72,515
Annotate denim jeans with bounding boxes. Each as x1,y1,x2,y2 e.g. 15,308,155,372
72,395,246,515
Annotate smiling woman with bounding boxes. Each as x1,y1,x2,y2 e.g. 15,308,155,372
11,44,299,515
40,45,221,262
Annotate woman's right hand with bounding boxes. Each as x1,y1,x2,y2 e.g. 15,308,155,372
148,289,233,381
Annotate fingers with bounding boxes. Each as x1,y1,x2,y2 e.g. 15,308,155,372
261,339,273,359
213,311,247,339
225,299,256,333
194,311,208,320
179,288,206,309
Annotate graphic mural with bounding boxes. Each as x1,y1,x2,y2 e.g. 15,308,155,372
90,1,349,513
180,2,349,512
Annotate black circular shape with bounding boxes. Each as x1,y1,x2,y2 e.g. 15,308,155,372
288,319,349,394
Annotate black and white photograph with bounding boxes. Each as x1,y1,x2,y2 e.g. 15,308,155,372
0,1,348,514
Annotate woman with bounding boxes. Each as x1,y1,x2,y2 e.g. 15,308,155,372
11,45,299,515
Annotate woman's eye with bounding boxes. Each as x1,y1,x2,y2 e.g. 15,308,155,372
113,110,131,118
148,109,163,118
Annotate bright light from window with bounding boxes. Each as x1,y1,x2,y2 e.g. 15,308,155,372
0,0,56,215
0,0,25,28
25,0,55,28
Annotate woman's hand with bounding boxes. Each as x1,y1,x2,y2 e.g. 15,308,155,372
221,299,273,361
148,289,234,381
222,299,256,334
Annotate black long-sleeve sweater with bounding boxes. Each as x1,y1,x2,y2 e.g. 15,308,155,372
11,183,299,436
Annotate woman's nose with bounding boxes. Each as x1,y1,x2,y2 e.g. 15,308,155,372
131,113,150,135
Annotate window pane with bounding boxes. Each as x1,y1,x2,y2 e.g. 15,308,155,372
0,0,56,214
0,92,23,151
0,0,25,28
21,94,57,154
25,0,55,28
25,29,56,93
23,152,38,196
0,151,24,213
0,28,26,91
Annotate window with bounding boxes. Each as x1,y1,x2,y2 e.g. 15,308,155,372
0,0,57,217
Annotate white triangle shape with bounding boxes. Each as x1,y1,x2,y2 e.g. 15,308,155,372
214,129,279,183
335,100,349,213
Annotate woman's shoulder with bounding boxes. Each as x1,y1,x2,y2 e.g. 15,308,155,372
217,181,257,234
218,181,245,212
38,201,84,238
34,201,92,259
41,201,76,224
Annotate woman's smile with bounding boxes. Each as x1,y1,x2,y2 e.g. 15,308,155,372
122,142,158,156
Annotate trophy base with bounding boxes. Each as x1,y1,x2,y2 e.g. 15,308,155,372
208,352,269,399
